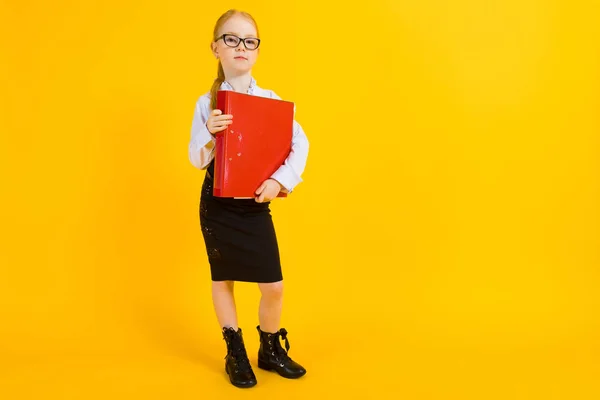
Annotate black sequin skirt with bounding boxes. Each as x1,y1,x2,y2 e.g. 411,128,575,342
198,161,283,283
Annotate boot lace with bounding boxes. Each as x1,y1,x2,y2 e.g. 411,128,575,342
274,328,293,363
224,332,252,373
230,346,252,373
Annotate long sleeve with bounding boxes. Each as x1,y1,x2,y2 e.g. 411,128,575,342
188,94,216,170
268,91,310,193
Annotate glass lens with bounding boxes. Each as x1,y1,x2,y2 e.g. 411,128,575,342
223,34,240,47
244,38,259,49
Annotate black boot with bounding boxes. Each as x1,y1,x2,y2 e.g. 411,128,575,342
222,327,257,388
256,326,306,379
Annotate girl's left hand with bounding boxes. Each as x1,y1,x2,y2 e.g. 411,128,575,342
255,179,282,203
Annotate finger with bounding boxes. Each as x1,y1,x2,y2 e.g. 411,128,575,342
209,125,226,134
214,115,233,122
261,187,275,203
255,182,266,196
257,192,265,203
214,118,233,126
211,109,222,116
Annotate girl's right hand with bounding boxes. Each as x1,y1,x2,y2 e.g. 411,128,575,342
206,109,233,135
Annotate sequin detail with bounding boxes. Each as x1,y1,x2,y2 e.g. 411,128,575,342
207,247,221,260
202,225,214,236
202,181,212,197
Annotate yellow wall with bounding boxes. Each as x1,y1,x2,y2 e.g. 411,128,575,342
1,0,599,398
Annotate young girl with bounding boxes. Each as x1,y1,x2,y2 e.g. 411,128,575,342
188,9,309,388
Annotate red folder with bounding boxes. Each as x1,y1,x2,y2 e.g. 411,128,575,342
213,90,294,198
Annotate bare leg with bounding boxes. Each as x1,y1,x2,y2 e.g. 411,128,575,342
212,280,238,329
257,280,284,333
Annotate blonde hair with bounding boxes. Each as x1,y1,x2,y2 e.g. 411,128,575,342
210,9,260,110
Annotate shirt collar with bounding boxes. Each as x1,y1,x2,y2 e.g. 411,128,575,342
220,76,257,95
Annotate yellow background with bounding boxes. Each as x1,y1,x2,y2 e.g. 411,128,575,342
1,0,599,398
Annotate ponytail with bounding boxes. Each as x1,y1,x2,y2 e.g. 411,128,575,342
210,61,225,110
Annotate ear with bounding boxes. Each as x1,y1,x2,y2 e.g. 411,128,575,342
211,41,219,59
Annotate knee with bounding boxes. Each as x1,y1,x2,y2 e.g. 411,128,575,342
260,281,284,300
212,280,234,292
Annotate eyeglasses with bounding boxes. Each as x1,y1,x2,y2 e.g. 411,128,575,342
216,34,260,50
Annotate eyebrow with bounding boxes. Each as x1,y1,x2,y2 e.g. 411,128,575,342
222,31,258,38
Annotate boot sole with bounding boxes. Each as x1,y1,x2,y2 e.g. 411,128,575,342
257,359,306,379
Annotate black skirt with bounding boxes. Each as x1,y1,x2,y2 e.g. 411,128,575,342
198,160,283,283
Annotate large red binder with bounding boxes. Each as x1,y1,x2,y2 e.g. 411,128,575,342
213,90,294,198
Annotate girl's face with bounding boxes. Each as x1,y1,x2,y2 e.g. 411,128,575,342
212,15,260,76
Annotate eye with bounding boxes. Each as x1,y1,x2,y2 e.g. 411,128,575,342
246,38,258,47
224,35,239,45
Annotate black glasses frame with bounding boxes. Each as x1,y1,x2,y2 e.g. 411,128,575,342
216,34,261,50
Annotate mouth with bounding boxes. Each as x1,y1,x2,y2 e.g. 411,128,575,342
234,56,248,60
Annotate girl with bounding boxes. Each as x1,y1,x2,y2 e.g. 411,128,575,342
188,9,309,388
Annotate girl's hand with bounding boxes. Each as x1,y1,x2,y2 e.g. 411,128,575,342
206,109,233,134
255,179,283,203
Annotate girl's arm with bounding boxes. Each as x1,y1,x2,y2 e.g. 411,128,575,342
268,91,310,193
188,95,215,170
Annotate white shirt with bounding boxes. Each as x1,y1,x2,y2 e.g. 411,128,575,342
188,77,309,193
